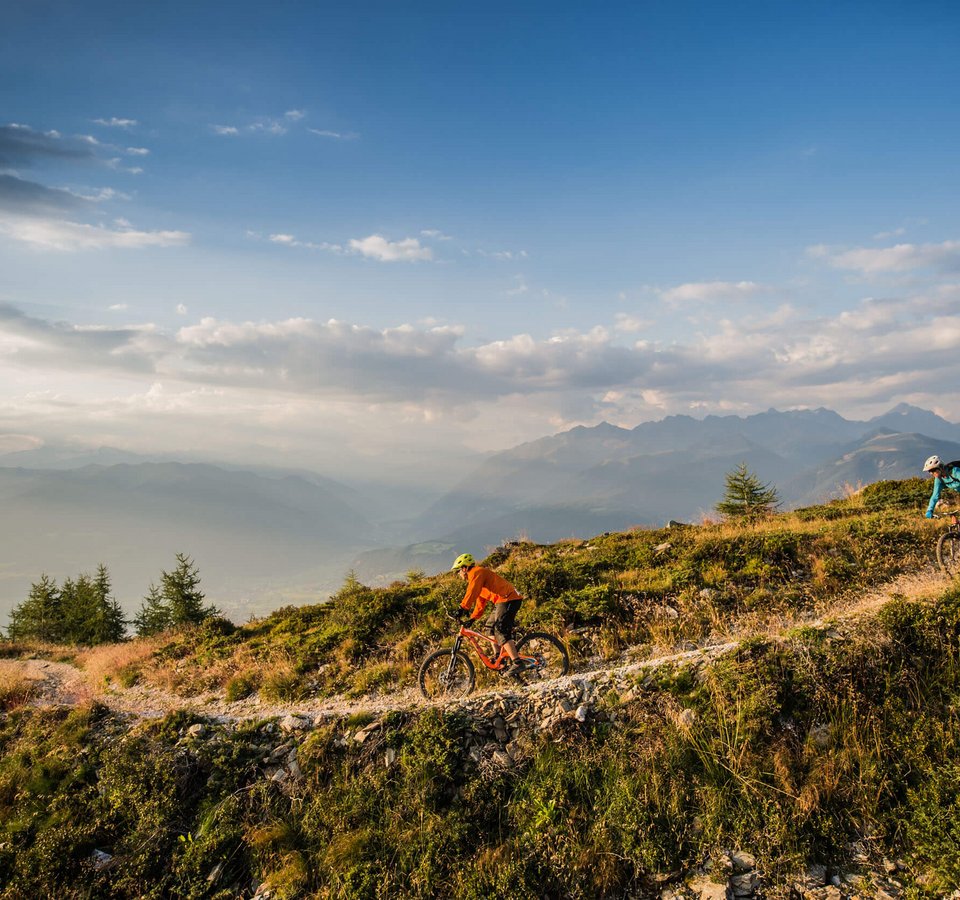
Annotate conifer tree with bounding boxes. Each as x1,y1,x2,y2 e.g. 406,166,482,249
134,584,172,637
715,462,780,521
162,553,217,625
92,564,128,643
6,575,63,643
60,575,97,644
133,554,218,637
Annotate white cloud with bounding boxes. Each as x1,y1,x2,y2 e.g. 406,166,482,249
0,214,189,251
126,147,150,156
67,186,130,203
814,239,960,275
506,275,529,296
250,120,287,136
307,128,358,140
659,281,770,304
348,234,433,263
614,313,651,333
214,114,334,139
3,275,960,467
93,118,138,128
478,248,529,261
108,303,128,311
77,134,101,146
873,227,906,240
421,229,453,241
176,304,188,316
105,158,144,175
265,232,344,253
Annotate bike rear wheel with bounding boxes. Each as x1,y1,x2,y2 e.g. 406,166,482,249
937,531,960,578
515,632,570,682
418,649,476,699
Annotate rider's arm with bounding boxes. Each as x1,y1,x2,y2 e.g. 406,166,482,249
927,476,944,518
460,572,486,619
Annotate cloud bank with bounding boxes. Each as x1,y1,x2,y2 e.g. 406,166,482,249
1,279,957,415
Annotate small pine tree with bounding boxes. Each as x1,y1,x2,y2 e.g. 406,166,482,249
133,554,218,637
60,575,99,644
7,575,63,643
162,553,217,625
92,564,128,643
715,462,780,521
134,583,172,637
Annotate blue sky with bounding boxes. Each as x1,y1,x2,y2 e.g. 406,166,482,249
1,0,959,478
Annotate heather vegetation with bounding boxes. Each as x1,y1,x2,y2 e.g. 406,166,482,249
1,476,960,898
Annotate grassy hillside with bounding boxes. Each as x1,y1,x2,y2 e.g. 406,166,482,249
84,478,933,703
2,477,960,898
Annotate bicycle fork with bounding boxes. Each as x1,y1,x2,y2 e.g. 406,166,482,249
446,636,464,677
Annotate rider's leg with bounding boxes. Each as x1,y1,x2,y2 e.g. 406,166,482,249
492,600,522,667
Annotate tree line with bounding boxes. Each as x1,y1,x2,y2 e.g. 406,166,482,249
5,553,219,645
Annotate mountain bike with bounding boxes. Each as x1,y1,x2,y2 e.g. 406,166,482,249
418,613,570,700
935,511,960,577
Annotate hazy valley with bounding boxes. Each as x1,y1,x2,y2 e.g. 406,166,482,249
2,403,959,626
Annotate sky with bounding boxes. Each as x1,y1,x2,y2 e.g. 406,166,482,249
2,0,959,482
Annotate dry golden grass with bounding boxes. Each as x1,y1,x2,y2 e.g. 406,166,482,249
0,666,39,710
76,636,167,688
137,641,271,697
0,639,76,661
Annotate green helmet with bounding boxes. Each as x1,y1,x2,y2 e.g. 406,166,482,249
451,553,476,570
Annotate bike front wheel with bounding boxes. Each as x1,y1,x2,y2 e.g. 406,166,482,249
418,649,476,700
515,632,570,682
937,531,960,578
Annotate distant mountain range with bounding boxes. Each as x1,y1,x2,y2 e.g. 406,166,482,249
352,404,960,582
3,403,959,623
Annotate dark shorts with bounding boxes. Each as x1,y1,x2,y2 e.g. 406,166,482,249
487,599,522,643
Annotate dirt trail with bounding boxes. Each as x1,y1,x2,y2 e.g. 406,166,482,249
1,657,97,706
7,565,949,724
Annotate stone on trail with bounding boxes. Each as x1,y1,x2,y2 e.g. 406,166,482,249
278,714,310,733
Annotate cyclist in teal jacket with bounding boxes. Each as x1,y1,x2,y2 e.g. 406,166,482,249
924,455,960,518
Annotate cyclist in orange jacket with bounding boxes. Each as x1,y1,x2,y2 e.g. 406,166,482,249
451,553,526,675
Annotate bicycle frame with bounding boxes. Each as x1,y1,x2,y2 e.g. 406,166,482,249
454,623,537,672
454,624,507,670
418,616,570,699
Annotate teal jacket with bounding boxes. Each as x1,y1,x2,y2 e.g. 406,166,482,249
926,464,960,517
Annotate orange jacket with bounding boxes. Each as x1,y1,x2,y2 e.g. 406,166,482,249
460,566,522,619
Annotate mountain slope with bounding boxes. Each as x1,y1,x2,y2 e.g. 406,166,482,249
785,430,960,506
369,406,960,584
2,481,955,898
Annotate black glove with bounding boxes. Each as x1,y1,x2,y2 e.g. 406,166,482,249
455,608,469,622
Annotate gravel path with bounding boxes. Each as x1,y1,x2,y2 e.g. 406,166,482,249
5,565,947,723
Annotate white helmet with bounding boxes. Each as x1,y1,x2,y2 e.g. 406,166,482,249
924,455,943,472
